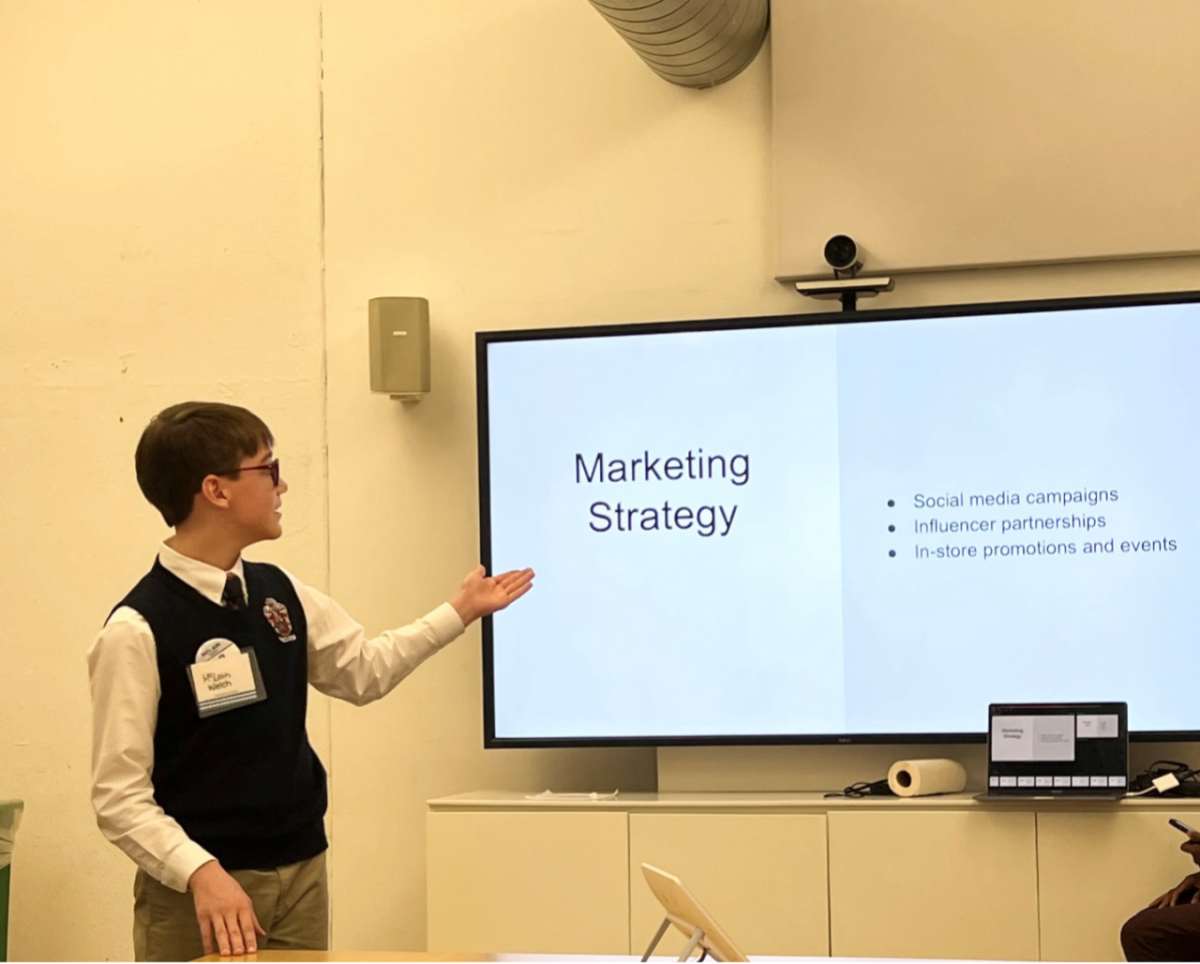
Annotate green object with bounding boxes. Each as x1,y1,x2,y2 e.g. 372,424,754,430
0,800,23,964
0,863,9,963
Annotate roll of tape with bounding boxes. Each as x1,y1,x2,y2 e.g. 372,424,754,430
887,758,968,797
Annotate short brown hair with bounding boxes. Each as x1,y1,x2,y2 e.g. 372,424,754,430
135,402,274,527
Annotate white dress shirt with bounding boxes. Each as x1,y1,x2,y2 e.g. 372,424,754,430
87,543,465,892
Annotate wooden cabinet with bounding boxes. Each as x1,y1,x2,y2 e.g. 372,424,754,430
828,809,1039,961
628,813,829,957
1037,810,1200,962
426,792,1200,960
426,810,629,954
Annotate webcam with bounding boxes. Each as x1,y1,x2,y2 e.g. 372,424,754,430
794,234,894,311
824,235,862,276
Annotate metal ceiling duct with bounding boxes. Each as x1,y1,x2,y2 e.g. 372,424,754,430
587,0,769,89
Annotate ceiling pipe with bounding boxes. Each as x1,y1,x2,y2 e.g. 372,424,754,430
587,0,770,89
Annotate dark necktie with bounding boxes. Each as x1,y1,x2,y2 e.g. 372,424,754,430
221,573,245,610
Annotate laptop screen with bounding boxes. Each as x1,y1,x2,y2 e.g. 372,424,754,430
987,702,1128,793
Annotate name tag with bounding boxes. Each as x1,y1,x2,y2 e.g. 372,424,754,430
189,646,267,717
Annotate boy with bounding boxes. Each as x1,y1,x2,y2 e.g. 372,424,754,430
88,401,533,961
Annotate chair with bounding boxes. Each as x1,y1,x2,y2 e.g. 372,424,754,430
639,862,748,962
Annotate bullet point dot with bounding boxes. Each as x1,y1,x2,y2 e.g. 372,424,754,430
887,500,895,508
888,550,896,557
888,525,896,533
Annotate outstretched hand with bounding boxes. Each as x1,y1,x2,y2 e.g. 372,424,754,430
450,565,534,626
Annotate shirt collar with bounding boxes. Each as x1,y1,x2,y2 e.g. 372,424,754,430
158,542,246,607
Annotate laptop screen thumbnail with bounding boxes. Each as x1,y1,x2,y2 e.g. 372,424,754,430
987,702,1128,794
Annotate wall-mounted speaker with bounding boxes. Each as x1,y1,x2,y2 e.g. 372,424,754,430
368,296,430,399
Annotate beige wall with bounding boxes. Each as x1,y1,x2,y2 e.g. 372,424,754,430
4,1,1200,960
772,0,1200,277
0,3,327,959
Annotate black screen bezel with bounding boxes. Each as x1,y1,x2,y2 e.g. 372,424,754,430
986,701,1129,795
476,288,1200,748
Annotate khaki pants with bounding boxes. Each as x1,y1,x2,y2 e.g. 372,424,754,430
133,852,329,962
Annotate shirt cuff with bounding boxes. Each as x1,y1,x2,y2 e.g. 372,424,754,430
427,602,466,647
162,840,217,893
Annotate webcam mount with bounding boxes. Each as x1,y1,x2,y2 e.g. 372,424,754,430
794,235,895,311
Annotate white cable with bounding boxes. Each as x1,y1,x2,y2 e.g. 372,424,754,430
1123,772,1183,797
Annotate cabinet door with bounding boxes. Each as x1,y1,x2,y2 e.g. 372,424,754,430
629,813,829,957
829,810,1039,961
1038,810,1200,962
427,811,629,954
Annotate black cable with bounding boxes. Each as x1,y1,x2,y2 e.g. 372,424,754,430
1131,759,1200,795
824,778,895,799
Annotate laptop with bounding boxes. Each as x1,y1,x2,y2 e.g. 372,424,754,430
975,701,1128,800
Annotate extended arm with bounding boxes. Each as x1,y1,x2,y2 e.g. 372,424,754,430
296,565,534,705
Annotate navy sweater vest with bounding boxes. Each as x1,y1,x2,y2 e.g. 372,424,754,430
116,559,328,870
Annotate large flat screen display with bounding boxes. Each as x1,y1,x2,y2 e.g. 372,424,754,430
477,292,1200,746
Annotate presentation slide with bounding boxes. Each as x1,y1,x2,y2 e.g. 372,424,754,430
482,301,1200,741
991,716,1075,762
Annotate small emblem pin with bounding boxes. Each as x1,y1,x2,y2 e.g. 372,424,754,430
263,597,297,643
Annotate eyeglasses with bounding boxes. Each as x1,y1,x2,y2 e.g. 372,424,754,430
220,458,281,486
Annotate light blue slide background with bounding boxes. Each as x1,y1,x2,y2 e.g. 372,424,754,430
836,303,1200,733
487,328,845,738
485,302,1200,739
